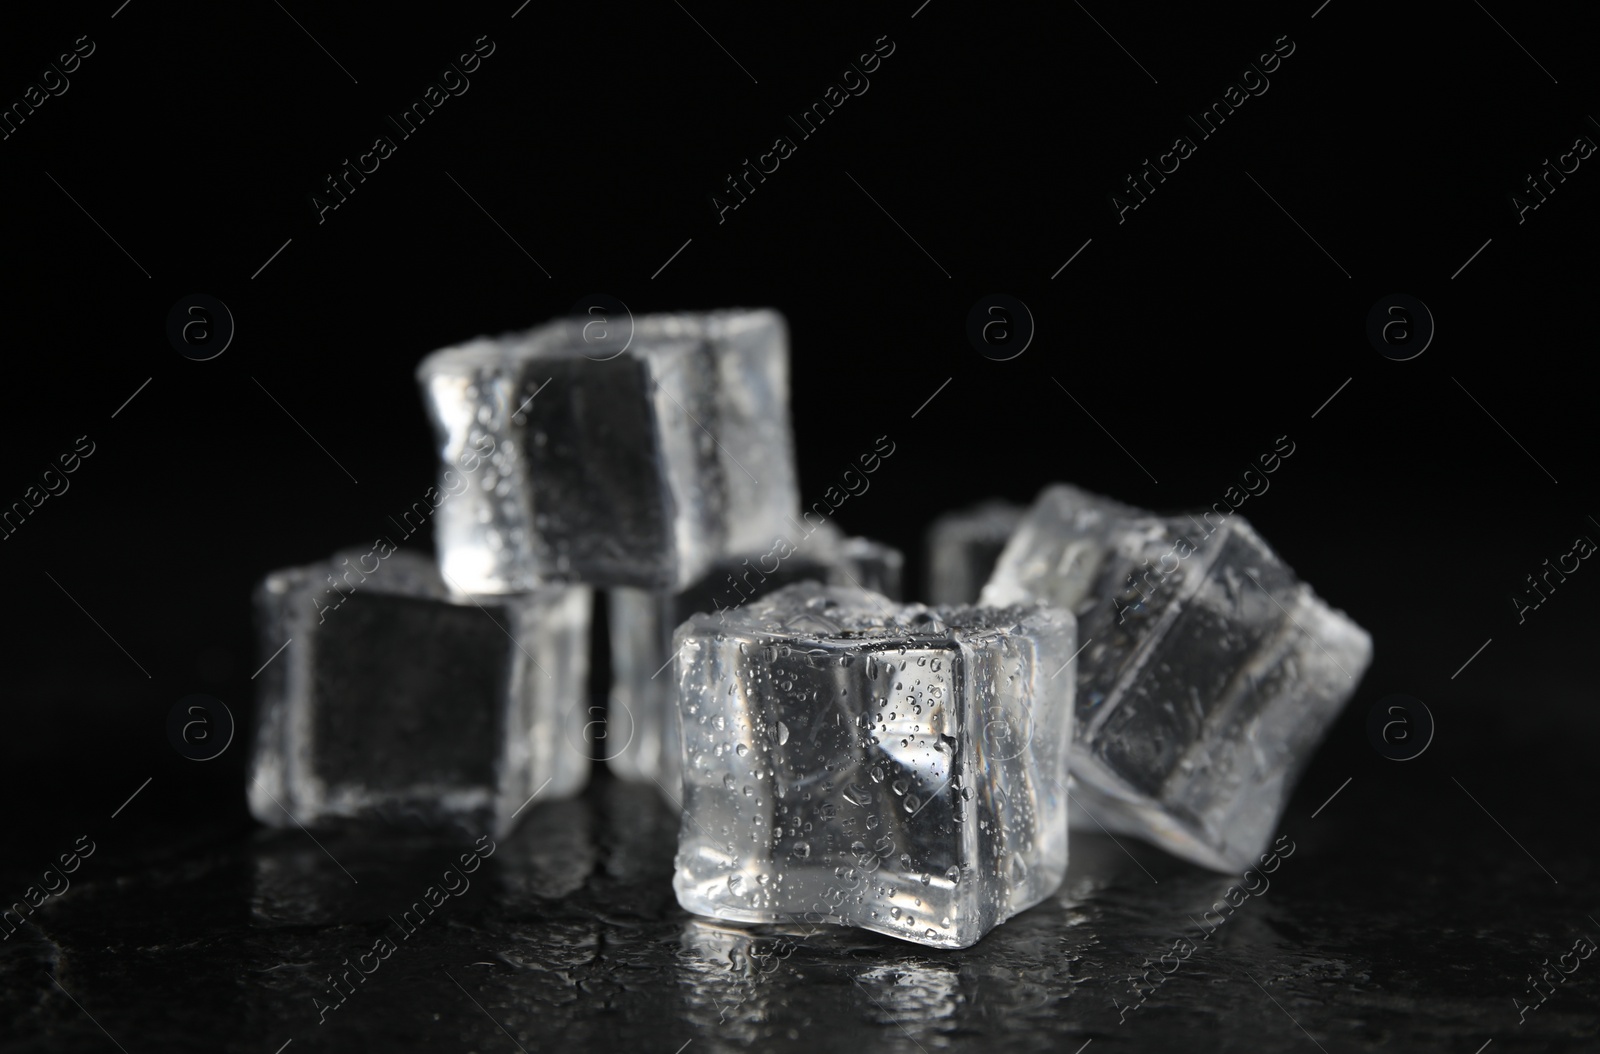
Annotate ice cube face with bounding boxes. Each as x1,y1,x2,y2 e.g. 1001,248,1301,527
672,582,1075,949
607,524,905,799
925,500,1026,605
982,484,1373,872
416,309,799,592
248,549,590,838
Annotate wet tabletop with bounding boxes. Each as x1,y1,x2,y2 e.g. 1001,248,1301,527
4,742,1594,1054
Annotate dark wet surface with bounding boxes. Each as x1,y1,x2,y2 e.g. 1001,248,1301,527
4,753,1596,1054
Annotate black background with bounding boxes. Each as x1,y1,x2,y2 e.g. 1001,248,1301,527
1,2,1597,1051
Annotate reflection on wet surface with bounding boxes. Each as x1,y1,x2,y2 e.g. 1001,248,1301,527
3,775,1596,1053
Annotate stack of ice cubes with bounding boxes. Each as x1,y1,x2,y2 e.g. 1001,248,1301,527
249,309,815,837
247,306,1373,951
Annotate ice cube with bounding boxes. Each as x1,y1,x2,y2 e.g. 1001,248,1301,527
247,548,590,838
607,522,904,800
982,484,1373,872
415,309,799,592
833,534,904,600
925,500,1027,605
671,581,1075,949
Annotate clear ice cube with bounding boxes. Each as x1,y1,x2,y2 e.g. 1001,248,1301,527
607,523,904,801
671,581,1075,949
247,548,590,838
981,484,1373,872
925,500,1026,605
415,309,799,592
831,533,904,600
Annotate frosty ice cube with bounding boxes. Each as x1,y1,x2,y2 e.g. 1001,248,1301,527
925,500,1026,605
672,581,1075,949
982,484,1373,872
607,523,904,799
248,548,590,838
416,309,799,592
